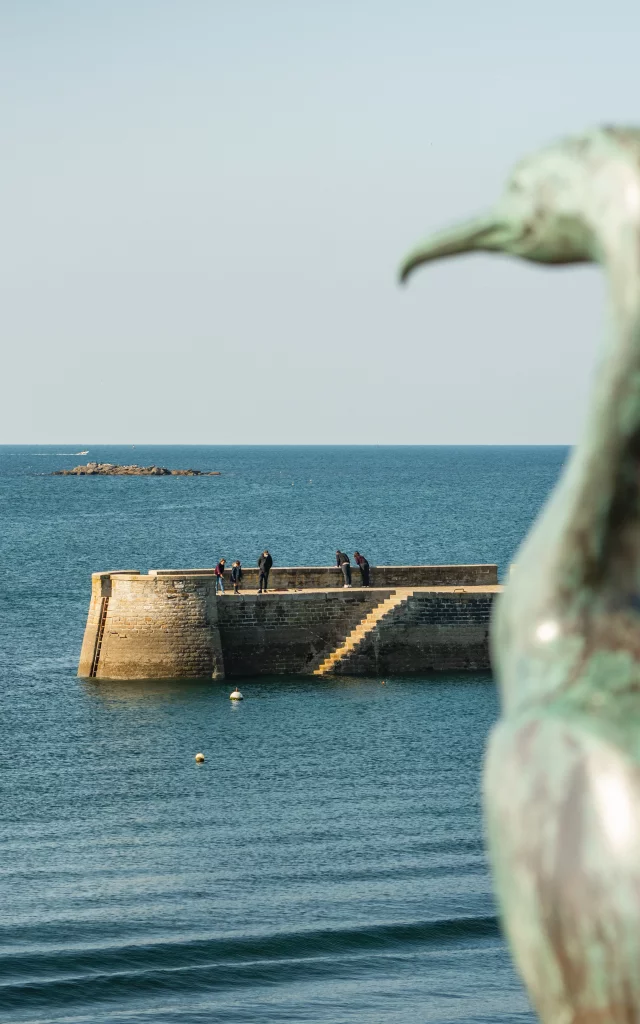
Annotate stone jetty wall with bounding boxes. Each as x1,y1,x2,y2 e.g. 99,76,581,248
217,591,388,676
78,565,499,680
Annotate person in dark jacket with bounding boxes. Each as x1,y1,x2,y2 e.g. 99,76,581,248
354,551,370,587
258,550,273,593
231,560,243,594
335,550,352,587
214,558,226,594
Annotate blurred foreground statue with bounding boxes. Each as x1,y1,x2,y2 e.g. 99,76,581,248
401,127,640,1022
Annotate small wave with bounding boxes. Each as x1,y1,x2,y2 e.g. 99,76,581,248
0,915,499,1010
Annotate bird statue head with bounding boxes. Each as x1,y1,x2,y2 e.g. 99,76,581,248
400,128,640,281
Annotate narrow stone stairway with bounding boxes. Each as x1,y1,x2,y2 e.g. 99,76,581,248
313,588,414,676
90,596,110,678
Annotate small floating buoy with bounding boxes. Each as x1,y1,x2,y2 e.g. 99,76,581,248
230,688,243,701
381,681,386,685
195,752,205,763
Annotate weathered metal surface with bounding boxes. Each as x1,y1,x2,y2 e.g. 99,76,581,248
401,127,640,1022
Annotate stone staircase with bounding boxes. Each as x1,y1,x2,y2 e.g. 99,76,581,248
313,588,414,676
89,596,110,678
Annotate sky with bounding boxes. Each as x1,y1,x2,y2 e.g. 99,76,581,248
1,0,638,444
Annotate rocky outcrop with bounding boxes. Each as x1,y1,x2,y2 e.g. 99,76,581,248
53,463,221,476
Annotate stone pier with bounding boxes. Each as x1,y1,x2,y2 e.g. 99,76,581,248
78,565,500,680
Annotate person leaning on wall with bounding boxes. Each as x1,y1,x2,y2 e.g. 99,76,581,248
354,551,370,587
335,550,352,588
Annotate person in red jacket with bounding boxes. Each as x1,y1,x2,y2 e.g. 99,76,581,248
214,558,226,595
354,551,370,587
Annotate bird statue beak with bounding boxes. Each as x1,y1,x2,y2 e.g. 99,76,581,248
399,212,505,283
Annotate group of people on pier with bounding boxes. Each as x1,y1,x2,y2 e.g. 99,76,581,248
212,549,370,594
336,550,370,588
214,550,272,595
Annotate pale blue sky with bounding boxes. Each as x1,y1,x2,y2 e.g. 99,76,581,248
1,0,638,443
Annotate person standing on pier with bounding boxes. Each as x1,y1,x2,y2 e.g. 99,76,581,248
231,560,243,594
354,551,370,587
336,550,352,587
258,550,272,593
214,558,226,594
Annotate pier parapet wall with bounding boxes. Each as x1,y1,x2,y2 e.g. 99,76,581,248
78,565,499,680
148,564,497,590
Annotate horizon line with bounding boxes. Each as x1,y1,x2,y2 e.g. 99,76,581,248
0,441,575,448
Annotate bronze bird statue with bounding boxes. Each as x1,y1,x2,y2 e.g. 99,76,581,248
401,127,640,1023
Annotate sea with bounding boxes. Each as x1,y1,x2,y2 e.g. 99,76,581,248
1,445,568,1024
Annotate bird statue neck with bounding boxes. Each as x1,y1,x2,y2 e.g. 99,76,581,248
544,197,640,598
560,226,640,589
494,169,640,711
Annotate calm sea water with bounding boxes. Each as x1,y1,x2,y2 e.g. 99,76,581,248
1,445,567,1024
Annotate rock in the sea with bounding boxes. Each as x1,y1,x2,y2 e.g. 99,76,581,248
53,463,221,477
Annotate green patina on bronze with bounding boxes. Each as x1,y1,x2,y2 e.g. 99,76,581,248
401,127,640,1022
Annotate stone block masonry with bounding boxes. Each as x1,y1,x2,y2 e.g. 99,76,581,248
78,571,225,679
78,566,501,680
217,590,388,676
